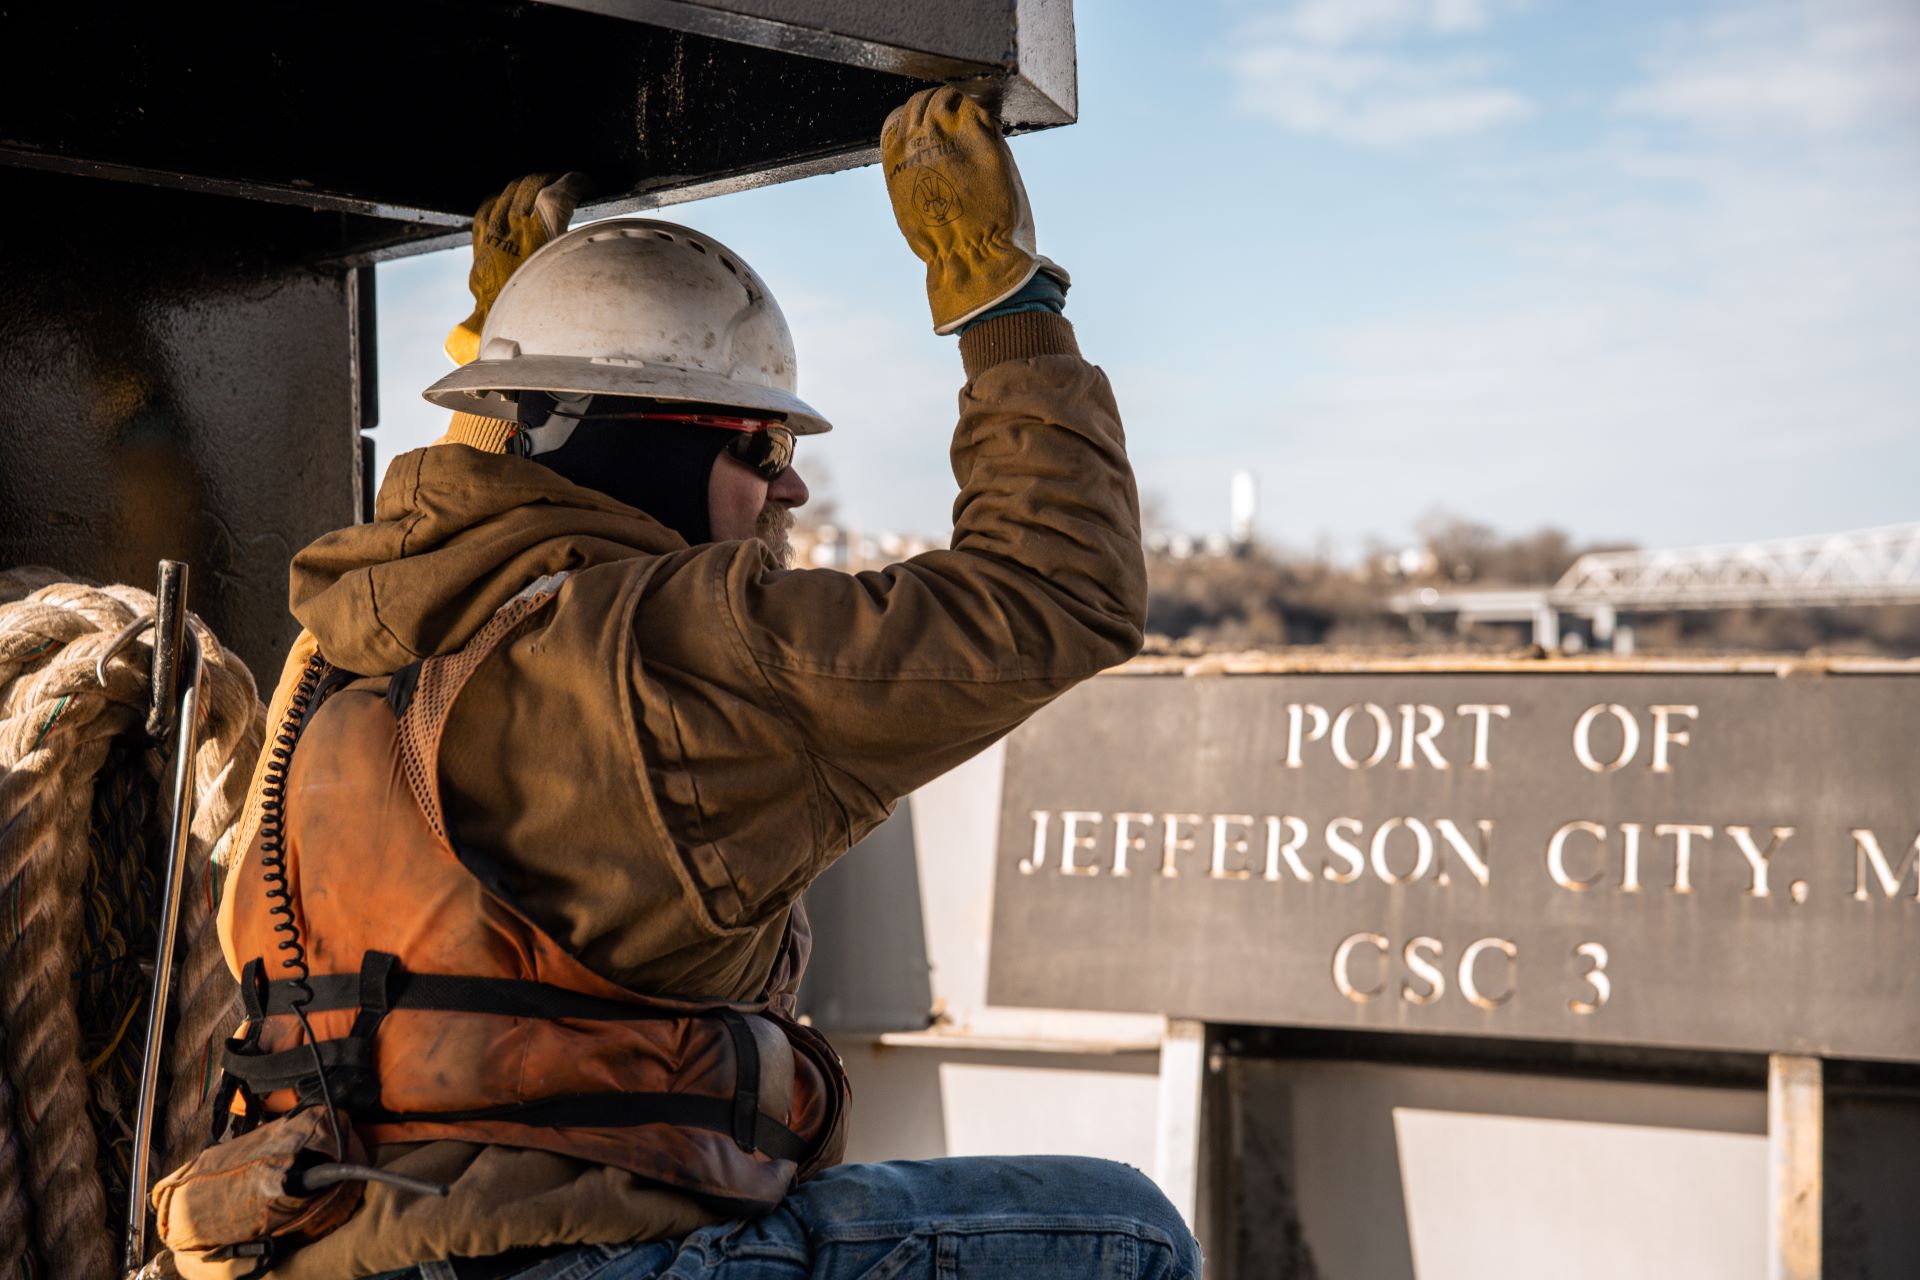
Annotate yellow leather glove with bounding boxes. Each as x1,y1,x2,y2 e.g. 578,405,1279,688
444,171,593,365
881,87,1066,335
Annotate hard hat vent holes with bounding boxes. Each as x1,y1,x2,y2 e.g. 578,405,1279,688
688,240,707,254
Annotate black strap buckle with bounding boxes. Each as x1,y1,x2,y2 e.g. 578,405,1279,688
239,958,268,1025
208,960,274,1143
326,950,399,1112
215,952,403,1117
351,951,399,1035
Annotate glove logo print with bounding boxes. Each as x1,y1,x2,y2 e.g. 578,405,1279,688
912,170,962,227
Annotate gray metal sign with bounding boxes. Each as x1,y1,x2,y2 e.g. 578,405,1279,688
986,666,1920,1062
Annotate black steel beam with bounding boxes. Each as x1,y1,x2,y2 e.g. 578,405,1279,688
0,1,1075,263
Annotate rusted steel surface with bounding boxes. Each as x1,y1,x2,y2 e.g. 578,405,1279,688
0,171,363,679
987,666,1920,1062
545,0,1075,119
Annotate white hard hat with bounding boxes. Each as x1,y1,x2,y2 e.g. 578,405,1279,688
422,218,830,435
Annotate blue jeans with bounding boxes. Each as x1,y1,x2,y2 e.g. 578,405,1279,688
405,1156,1201,1278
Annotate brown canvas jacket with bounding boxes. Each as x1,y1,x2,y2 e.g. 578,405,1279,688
217,313,1146,1277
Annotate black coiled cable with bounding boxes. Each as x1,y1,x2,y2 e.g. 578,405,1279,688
247,659,446,1202
254,653,346,1161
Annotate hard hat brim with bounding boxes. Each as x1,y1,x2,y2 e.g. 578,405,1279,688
422,355,832,436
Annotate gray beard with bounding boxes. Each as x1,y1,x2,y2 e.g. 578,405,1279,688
756,504,794,569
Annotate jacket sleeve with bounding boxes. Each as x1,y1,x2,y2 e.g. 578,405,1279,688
713,312,1147,822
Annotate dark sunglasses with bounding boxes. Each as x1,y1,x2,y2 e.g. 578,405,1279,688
568,410,796,481
720,422,796,481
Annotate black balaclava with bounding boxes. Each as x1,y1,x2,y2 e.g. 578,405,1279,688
532,402,736,545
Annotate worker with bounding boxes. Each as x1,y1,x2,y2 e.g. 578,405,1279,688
169,88,1196,1279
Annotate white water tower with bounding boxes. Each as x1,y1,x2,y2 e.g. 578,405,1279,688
1230,469,1258,550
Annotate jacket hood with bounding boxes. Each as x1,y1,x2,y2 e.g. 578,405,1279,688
291,445,686,675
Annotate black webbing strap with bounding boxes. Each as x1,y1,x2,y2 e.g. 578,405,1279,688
239,958,268,1025
233,958,807,1162
258,972,693,1023
220,953,398,1105
361,1091,809,1164
327,950,399,1110
719,1010,761,1153
291,663,363,752
220,1035,374,1094
348,951,398,1042
385,661,424,720
208,961,273,1143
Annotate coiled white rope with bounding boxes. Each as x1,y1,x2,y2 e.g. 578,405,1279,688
0,571,263,1279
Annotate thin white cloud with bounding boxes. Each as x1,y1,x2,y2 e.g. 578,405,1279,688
1234,45,1531,143
1231,0,1532,145
1179,0,1920,549
1199,1,1920,550
1131,147,1919,551
1619,0,1920,136
1429,0,1502,34
1277,0,1519,47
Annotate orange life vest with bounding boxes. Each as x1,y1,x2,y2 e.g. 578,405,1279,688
217,583,847,1209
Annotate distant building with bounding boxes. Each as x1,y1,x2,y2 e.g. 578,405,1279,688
1230,469,1257,551
791,523,939,573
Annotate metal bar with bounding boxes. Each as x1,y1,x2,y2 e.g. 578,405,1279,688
873,1029,1163,1054
537,0,1005,80
0,144,472,229
348,265,379,434
122,562,205,1276
1767,1053,1822,1280
328,103,1037,271
328,144,899,268
1554,522,1920,607
145,560,187,740
1153,1019,1207,1228
529,0,1075,131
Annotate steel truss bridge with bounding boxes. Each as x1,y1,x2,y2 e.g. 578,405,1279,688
1391,523,1920,650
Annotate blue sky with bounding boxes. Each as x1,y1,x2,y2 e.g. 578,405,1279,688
376,0,1919,557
